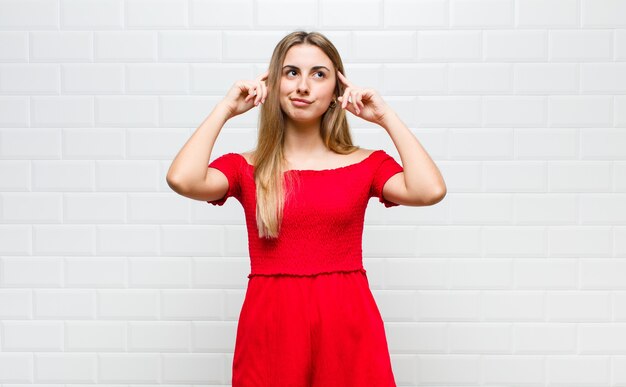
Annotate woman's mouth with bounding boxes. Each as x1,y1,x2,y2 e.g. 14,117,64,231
291,98,312,107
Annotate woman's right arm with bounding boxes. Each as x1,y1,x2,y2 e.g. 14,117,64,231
165,101,233,201
167,70,269,201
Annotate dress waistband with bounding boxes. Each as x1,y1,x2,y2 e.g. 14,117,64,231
247,267,367,279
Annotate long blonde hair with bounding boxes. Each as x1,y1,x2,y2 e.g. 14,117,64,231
251,30,359,239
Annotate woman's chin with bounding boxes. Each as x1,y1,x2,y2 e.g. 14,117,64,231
284,112,321,124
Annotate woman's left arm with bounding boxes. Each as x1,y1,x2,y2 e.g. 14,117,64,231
377,108,447,207
336,70,447,207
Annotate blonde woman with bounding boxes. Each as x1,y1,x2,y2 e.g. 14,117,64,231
167,30,446,387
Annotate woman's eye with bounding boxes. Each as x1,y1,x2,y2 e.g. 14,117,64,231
286,70,325,78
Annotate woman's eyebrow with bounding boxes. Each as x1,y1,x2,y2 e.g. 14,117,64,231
282,65,330,72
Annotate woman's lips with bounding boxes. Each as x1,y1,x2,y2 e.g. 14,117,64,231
291,99,312,107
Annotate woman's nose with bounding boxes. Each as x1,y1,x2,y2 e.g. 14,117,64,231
297,78,309,93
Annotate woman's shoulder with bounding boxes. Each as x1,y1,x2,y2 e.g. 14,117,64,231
237,148,384,171
240,151,254,165
357,148,378,157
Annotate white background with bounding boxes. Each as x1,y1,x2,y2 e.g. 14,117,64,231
1,0,626,386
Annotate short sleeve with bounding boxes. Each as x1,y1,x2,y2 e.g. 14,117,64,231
369,150,404,208
206,153,242,206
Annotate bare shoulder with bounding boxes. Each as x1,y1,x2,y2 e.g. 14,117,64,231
240,151,254,165
357,148,377,159
336,147,377,166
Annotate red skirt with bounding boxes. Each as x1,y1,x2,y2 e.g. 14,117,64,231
232,268,396,387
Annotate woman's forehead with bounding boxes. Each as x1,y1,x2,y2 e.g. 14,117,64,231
283,45,333,68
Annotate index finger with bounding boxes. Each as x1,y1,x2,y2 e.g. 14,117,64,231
257,69,269,81
336,70,351,87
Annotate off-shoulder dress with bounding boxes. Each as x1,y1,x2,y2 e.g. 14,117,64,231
207,150,403,387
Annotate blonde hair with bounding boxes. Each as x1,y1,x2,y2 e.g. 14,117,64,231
251,30,359,239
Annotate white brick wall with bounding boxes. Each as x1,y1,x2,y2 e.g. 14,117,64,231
0,0,625,385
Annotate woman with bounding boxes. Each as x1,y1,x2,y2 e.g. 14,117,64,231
167,30,446,387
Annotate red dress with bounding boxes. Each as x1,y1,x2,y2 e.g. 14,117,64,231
207,150,403,387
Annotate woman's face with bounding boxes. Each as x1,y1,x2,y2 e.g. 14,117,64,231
278,44,336,124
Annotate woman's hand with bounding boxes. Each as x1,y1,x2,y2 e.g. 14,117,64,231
336,70,392,126
220,70,269,119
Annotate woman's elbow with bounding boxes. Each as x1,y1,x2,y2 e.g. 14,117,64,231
166,174,188,195
426,185,447,205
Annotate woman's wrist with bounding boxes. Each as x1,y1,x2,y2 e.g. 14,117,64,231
376,107,397,128
214,100,235,121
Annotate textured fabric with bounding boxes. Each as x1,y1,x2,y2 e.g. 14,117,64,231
207,149,404,278
232,269,396,387
207,149,403,387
